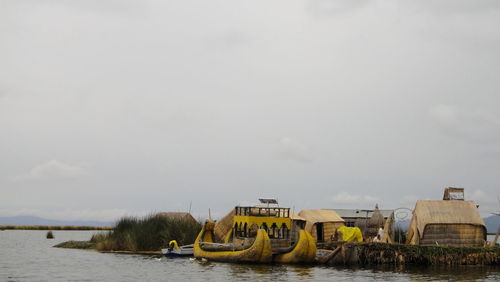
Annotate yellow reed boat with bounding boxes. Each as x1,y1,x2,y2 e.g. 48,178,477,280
273,229,316,264
194,199,316,264
193,220,272,263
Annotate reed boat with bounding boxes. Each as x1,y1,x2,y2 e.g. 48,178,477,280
194,199,316,264
194,220,272,263
273,229,316,264
161,240,194,257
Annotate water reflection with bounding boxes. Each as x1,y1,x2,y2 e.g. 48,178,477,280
286,265,313,278
332,264,498,281
1,231,499,282
401,265,496,281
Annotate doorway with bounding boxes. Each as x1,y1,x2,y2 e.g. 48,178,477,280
316,223,324,242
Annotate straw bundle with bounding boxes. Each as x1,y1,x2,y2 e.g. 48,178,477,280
214,208,235,242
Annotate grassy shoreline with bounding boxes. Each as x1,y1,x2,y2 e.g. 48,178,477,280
0,225,112,230
92,214,201,252
53,213,201,254
324,242,500,265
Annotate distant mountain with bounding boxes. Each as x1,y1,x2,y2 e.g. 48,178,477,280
0,215,113,227
484,215,500,233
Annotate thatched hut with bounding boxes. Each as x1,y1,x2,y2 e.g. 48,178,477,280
298,209,345,243
406,200,486,247
365,206,385,239
158,212,197,225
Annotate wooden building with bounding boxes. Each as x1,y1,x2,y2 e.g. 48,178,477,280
333,208,394,233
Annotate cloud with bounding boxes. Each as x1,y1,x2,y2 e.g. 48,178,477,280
276,137,313,163
14,160,88,181
429,104,459,125
307,0,370,18
468,189,500,217
330,191,380,204
470,189,498,204
429,104,500,144
415,0,500,15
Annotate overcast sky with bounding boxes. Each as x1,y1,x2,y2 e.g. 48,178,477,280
1,0,499,222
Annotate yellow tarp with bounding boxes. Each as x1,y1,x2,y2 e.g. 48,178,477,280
337,226,363,243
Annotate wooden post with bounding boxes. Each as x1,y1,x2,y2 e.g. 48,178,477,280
494,225,500,245
493,212,500,245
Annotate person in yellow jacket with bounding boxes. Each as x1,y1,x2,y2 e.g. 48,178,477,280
168,240,180,251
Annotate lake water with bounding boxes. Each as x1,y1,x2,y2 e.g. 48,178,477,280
1,230,499,281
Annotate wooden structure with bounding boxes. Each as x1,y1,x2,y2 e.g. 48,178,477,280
233,205,292,250
406,200,486,247
298,209,345,243
443,187,465,200
333,208,394,234
493,212,500,245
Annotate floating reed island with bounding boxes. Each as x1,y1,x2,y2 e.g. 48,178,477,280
0,225,112,230
54,187,500,265
319,242,500,266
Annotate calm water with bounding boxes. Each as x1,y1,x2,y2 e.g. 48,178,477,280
1,230,499,282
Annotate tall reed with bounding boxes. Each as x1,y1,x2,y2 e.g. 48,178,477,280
94,213,201,252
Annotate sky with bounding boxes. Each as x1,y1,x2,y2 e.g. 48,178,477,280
1,0,500,222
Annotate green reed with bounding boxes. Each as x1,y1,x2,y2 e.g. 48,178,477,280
93,214,202,252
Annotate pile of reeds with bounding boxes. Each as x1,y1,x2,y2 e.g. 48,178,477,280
54,240,96,249
93,213,201,252
355,243,500,265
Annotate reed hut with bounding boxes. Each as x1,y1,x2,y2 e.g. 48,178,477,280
365,206,385,239
406,200,486,247
298,209,345,243
158,212,197,225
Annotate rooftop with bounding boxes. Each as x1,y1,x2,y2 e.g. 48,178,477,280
332,209,394,219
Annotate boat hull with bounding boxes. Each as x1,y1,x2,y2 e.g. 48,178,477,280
194,226,273,263
161,244,194,258
161,251,193,258
273,230,317,264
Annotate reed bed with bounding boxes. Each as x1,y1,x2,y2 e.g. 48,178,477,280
353,243,500,265
93,213,202,252
54,240,96,249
